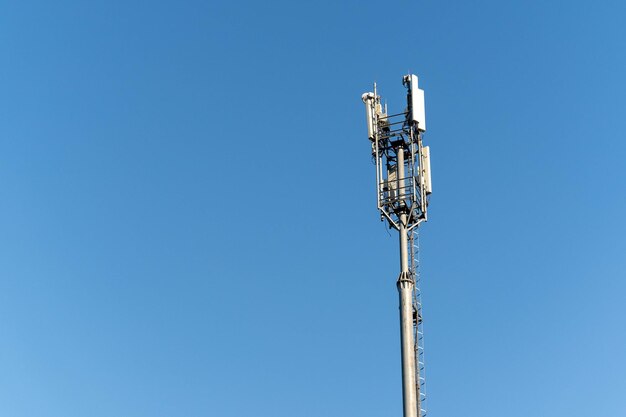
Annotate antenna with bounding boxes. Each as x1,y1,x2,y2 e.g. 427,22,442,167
361,74,432,417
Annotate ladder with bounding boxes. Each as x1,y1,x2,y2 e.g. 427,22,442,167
409,230,427,417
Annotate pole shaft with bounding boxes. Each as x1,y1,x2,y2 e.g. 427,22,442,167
397,148,418,417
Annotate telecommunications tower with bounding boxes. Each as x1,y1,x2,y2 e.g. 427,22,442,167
362,75,432,417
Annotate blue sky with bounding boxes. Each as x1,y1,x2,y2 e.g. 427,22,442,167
1,0,625,416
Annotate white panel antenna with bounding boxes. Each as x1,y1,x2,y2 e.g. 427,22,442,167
422,146,432,194
361,92,376,139
407,74,426,132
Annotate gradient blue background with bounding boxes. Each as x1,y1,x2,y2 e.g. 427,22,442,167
1,1,625,416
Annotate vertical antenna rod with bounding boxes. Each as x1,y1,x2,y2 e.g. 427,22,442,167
362,74,432,417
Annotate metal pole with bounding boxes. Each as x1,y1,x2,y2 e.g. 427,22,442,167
396,147,418,417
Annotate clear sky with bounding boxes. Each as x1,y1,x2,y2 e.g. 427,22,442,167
1,1,625,416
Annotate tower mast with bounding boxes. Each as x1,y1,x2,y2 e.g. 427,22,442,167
362,75,432,417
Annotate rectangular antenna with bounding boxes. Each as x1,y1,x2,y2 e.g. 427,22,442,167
408,75,426,132
422,146,432,194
